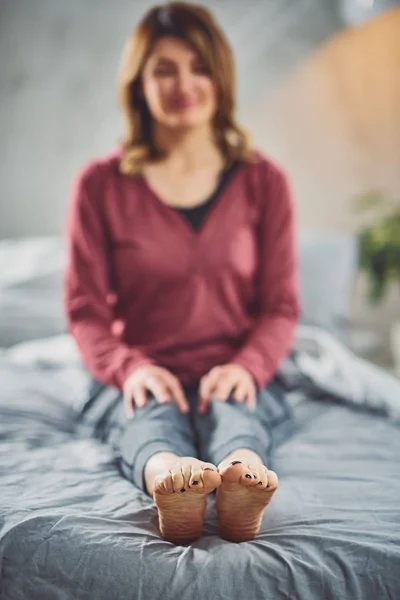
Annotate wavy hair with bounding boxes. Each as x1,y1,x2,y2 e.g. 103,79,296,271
117,1,255,175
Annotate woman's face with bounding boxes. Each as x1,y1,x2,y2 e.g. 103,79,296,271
140,36,217,131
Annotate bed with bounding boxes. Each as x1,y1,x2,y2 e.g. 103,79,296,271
0,235,399,600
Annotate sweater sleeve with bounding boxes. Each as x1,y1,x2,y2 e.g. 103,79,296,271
231,160,300,389
64,165,156,389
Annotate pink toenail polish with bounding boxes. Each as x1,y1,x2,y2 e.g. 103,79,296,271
230,461,242,465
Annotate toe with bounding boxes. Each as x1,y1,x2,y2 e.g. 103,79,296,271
170,466,185,493
240,464,260,487
154,473,174,494
154,459,221,495
248,463,262,482
218,461,244,483
189,466,204,490
181,461,192,489
265,469,279,492
203,462,218,472
255,466,269,489
153,476,165,494
201,463,221,491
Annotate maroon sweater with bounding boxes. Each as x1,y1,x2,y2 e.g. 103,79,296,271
64,147,300,390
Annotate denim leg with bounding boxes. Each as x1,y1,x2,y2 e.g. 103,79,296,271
112,394,200,492
192,378,293,469
77,378,199,493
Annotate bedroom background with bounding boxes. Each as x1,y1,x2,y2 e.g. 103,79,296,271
1,4,400,598
0,0,399,371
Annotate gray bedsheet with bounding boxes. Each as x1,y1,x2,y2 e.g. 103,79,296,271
0,358,399,600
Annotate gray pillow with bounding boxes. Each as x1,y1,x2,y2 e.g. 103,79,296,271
298,230,357,337
0,238,67,347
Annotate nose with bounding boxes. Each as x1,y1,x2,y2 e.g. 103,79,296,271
175,69,194,95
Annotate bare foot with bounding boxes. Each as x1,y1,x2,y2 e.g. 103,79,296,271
153,457,221,545
216,460,279,542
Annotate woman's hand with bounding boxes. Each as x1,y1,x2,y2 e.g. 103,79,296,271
197,364,257,415
123,365,190,418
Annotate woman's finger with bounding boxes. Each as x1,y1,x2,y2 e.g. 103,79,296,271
197,371,219,414
132,385,148,409
123,386,135,419
232,381,248,403
145,376,171,404
197,391,210,415
163,373,190,414
199,368,220,401
245,385,257,412
212,375,236,402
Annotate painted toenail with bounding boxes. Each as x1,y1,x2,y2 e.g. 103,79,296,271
245,474,252,479
192,480,199,485
180,488,185,492
230,461,242,465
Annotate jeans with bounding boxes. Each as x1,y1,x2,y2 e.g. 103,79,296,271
76,374,293,493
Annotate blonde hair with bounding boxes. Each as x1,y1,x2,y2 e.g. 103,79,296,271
117,1,256,175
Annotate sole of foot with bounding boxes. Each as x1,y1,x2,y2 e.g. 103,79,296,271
153,457,221,545
216,460,279,542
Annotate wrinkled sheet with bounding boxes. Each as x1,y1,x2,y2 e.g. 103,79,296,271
0,349,399,599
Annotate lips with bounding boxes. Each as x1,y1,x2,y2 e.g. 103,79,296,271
173,99,196,109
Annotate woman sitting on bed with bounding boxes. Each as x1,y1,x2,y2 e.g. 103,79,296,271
64,1,300,545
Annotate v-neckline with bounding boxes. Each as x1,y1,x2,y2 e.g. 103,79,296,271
137,161,245,243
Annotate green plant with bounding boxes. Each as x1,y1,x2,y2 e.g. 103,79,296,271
354,191,400,304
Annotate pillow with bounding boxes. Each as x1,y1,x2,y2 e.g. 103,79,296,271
0,236,66,288
298,230,358,338
3,334,80,367
0,237,67,347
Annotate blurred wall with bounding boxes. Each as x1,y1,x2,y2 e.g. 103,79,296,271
250,6,400,233
248,6,400,352
339,0,400,25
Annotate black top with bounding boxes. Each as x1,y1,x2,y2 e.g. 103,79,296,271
177,160,239,230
